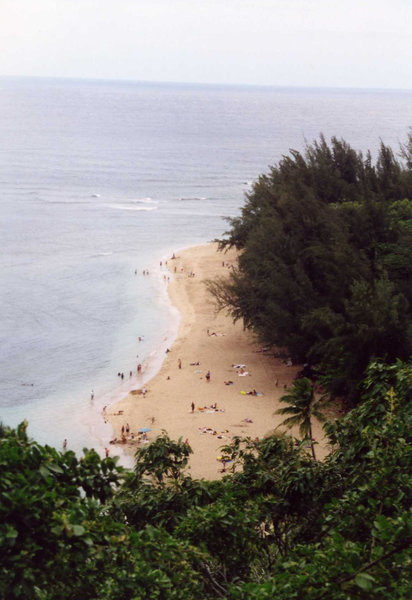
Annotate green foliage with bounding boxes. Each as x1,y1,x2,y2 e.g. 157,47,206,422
0,424,206,599
133,431,192,483
112,433,222,533
214,133,412,402
1,359,411,598
0,421,123,598
176,498,261,579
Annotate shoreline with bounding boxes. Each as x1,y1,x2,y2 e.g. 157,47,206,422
106,242,330,479
83,244,195,455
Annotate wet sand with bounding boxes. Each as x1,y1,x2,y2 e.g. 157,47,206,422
106,243,330,479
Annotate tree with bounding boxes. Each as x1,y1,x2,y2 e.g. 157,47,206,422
212,134,412,401
275,378,326,459
133,431,192,484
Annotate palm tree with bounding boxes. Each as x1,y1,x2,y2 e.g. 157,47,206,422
275,378,326,459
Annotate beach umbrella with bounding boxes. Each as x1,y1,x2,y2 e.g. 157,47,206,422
138,427,151,433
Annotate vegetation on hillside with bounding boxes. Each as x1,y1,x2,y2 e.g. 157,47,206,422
209,133,412,402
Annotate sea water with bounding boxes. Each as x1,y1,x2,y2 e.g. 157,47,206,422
1,77,411,458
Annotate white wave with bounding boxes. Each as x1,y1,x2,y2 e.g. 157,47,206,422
116,197,156,205
105,203,157,212
131,197,155,204
177,196,207,202
91,193,101,198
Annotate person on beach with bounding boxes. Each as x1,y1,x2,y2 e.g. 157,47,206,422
90,390,94,400
126,423,130,434
206,370,211,382
178,358,182,369
137,364,142,373
191,402,195,412
105,447,109,457
63,439,67,451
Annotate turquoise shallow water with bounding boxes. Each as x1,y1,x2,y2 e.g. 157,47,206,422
1,77,411,456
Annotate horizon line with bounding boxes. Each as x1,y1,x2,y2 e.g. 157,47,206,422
1,74,411,94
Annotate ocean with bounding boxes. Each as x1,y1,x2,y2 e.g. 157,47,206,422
1,77,411,459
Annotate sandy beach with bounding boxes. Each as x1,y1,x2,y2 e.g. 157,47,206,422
106,243,330,479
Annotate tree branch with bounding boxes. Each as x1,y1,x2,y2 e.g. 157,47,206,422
201,563,227,598
337,540,411,586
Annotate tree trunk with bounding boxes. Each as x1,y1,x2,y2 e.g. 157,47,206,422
309,422,316,460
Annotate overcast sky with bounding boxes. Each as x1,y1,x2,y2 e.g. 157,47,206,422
1,0,411,89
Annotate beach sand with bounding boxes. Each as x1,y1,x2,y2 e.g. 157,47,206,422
106,243,330,480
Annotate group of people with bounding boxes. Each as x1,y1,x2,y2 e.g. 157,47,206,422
191,402,220,412
198,426,229,440
109,422,148,446
137,254,178,279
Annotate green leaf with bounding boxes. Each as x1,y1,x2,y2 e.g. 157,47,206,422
48,463,64,474
71,525,86,537
39,466,51,479
354,572,375,591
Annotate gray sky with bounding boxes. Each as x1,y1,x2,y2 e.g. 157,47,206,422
1,0,411,89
